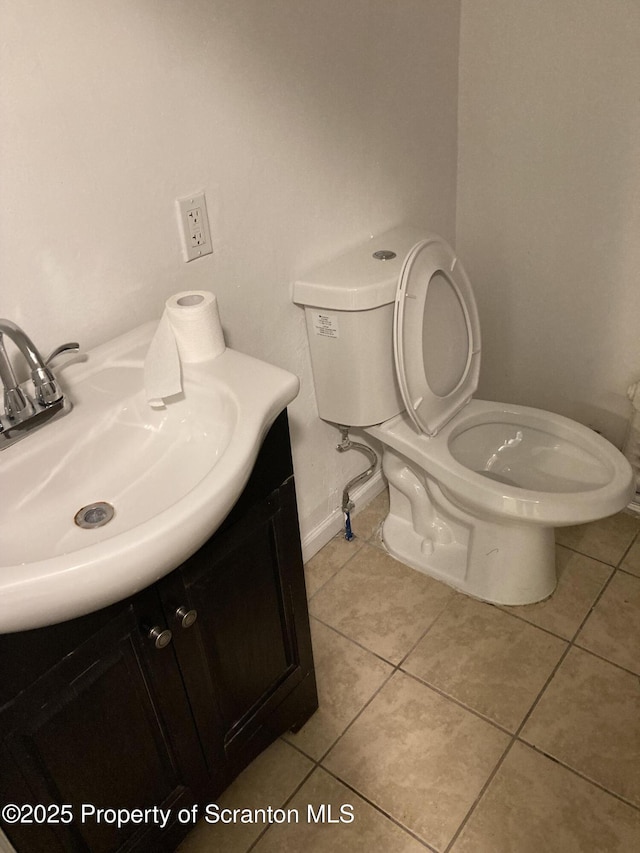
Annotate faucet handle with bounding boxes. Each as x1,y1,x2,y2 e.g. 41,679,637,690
45,342,80,366
32,366,62,406
32,342,79,407
4,386,34,421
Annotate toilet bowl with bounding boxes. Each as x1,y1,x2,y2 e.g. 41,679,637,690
294,227,634,604
367,400,632,604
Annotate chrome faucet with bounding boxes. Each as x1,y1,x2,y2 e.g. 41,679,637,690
0,319,79,450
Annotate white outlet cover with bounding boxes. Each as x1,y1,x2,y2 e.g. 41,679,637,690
176,191,213,262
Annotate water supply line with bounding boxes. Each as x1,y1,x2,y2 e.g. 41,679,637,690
336,425,378,540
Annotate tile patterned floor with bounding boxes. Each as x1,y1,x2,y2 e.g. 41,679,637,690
178,492,640,852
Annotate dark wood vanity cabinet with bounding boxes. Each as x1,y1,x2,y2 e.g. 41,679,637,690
0,589,211,853
0,411,317,853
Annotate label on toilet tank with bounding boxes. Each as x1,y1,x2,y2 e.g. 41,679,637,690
311,311,340,339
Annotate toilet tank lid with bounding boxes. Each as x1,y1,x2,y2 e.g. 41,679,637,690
293,225,426,311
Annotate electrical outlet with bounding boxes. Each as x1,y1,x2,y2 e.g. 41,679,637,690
176,191,213,262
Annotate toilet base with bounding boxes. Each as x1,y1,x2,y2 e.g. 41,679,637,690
381,448,557,605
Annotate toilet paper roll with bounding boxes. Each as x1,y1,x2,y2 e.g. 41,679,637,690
144,290,226,407
144,312,182,407
165,290,226,363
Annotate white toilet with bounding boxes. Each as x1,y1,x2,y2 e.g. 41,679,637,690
294,226,634,605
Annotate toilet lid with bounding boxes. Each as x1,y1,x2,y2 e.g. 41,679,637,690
393,235,481,436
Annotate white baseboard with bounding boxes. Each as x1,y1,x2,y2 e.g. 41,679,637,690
300,469,386,563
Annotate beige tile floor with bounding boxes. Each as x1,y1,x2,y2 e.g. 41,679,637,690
178,492,640,852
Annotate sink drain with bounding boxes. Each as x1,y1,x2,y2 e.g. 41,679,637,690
74,502,115,529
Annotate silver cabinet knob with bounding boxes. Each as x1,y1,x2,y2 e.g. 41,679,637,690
148,626,173,649
175,606,198,629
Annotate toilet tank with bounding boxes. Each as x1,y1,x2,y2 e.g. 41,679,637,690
293,226,425,426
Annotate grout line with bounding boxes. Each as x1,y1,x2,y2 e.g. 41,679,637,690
301,503,640,850
305,538,366,602
278,734,320,765
186,508,640,853
395,592,461,670
265,725,439,851
488,597,581,643
308,613,399,669
311,618,517,745
443,737,517,853
319,766,439,851
443,549,640,851
510,559,618,741
516,742,640,813
512,641,573,739
617,565,640,580
518,738,640,812
397,668,515,738
571,642,640,680
304,615,521,853
244,760,318,853
617,526,640,568
507,541,636,734
305,516,391,604
239,505,398,851
568,565,617,642
313,667,397,765
556,542,617,566
557,517,640,571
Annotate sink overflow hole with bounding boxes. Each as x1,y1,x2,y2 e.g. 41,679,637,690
74,502,115,529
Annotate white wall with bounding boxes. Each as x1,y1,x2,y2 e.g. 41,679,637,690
0,0,460,548
457,0,640,446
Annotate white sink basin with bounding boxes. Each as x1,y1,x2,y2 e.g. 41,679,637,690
0,322,299,633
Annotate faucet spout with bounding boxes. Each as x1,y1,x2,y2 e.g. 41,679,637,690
0,319,47,373
0,322,38,421
0,335,20,396
0,319,71,410
0,319,79,449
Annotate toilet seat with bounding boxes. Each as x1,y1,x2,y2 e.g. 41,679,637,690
394,236,481,435
368,400,634,527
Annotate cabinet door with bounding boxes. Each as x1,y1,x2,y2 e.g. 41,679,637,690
159,476,316,776
0,589,210,853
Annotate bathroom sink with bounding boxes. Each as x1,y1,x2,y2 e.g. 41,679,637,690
0,322,299,633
